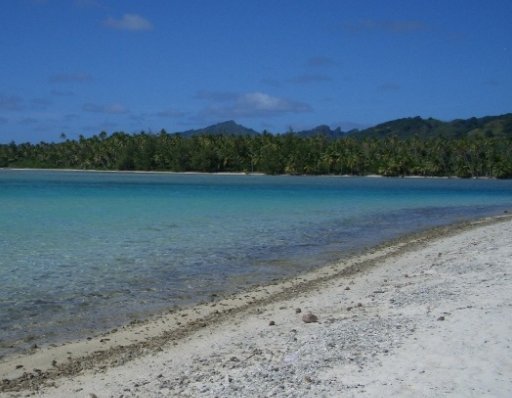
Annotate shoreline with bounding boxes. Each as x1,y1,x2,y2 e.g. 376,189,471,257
1,213,511,395
0,167,493,179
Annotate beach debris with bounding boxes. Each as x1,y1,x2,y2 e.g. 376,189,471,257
269,320,276,326
89,394,98,398
295,308,302,314
437,316,445,321
302,311,318,323
345,286,351,290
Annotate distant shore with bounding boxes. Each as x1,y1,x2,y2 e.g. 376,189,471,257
1,167,261,176
1,213,511,396
0,167,486,179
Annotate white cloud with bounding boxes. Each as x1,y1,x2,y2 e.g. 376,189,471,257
198,91,312,119
238,92,300,113
104,14,153,31
236,92,312,115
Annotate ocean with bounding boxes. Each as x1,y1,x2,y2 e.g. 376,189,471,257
1,170,511,357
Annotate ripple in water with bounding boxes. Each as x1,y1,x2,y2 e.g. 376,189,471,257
0,170,511,356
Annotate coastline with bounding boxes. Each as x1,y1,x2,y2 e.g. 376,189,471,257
1,213,511,396
0,167,485,179
0,167,261,176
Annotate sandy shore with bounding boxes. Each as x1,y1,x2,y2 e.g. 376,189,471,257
1,214,512,397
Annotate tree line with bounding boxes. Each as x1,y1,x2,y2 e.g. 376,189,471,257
1,131,512,178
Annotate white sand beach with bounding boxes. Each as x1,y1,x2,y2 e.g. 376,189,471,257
1,215,511,397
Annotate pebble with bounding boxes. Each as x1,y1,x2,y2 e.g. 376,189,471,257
302,311,318,323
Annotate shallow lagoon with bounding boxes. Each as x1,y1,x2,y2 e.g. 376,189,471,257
1,170,511,356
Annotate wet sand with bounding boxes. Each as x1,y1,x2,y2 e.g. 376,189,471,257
1,214,511,397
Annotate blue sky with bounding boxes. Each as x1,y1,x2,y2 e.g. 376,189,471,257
1,0,511,143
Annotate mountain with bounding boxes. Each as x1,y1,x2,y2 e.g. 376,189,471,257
351,113,512,139
173,113,512,140
294,125,347,139
179,120,260,136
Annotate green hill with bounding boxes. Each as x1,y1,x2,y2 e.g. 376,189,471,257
171,114,512,140
351,113,512,139
180,120,260,136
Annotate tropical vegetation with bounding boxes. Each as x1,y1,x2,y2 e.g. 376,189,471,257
1,114,511,178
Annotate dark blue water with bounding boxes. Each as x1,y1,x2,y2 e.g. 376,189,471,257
0,170,511,356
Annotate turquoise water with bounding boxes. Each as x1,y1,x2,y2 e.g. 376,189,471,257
1,170,511,356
